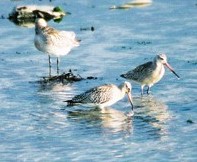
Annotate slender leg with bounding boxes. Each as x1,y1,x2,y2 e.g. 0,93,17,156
141,85,144,96
48,55,51,77
57,57,59,75
147,86,150,94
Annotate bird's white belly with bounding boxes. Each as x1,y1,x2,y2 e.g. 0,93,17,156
150,66,165,85
99,90,124,108
142,65,165,86
100,98,118,108
34,35,71,57
45,45,71,57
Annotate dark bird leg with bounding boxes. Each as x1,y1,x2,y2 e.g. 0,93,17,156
48,55,51,77
57,57,60,75
147,86,151,95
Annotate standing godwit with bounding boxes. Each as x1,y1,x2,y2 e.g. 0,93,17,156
65,81,134,111
121,54,180,95
34,18,80,76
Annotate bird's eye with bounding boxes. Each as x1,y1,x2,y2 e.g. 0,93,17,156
125,83,131,92
160,57,164,60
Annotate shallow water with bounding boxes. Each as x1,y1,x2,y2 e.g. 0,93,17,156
0,0,197,161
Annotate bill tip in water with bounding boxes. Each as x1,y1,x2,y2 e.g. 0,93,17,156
172,70,180,79
176,74,180,79
127,111,134,117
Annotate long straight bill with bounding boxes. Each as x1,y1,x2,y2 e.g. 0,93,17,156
165,63,180,79
127,92,134,111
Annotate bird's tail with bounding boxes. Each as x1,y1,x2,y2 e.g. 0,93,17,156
64,100,76,106
120,74,127,78
74,39,81,47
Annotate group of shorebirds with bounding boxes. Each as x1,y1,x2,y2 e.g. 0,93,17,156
34,18,180,114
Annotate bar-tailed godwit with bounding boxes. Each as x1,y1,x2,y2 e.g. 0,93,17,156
121,54,180,95
34,18,80,76
65,81,133,111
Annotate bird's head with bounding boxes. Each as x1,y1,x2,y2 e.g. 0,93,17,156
35,18,47,28
156,54,180,79
121,81,134,111
156,53,168,64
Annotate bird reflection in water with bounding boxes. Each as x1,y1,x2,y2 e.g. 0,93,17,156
134,95,171,138
37,82,75,107
100,107,133,133
37,82,133,133
67,106,133,134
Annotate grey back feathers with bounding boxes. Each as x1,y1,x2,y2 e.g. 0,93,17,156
121,61,154,82
68,84,115,104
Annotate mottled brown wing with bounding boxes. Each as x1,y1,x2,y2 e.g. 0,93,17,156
43,26,78,47
71,84,114,104
123,61,153,81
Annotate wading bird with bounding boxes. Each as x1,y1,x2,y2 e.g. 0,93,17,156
121,54,180,95
34,18,80,76
65,81,134,111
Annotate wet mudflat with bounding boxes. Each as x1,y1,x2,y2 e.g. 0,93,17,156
0,0,197,161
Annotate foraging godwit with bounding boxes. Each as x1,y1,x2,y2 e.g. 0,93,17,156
65,81,133,110
121,54,180,95
34,18,80,76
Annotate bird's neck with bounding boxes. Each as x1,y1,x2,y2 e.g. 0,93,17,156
119,86,127,99
35,26,46,34
154,58,163,67
154,59,165,76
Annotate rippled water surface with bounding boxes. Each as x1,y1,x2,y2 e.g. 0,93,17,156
0,0,197,161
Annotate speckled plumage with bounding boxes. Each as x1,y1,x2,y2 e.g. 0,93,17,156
34,18,79,75
65,82,133,109
121,54,180,95
34,18,79,57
